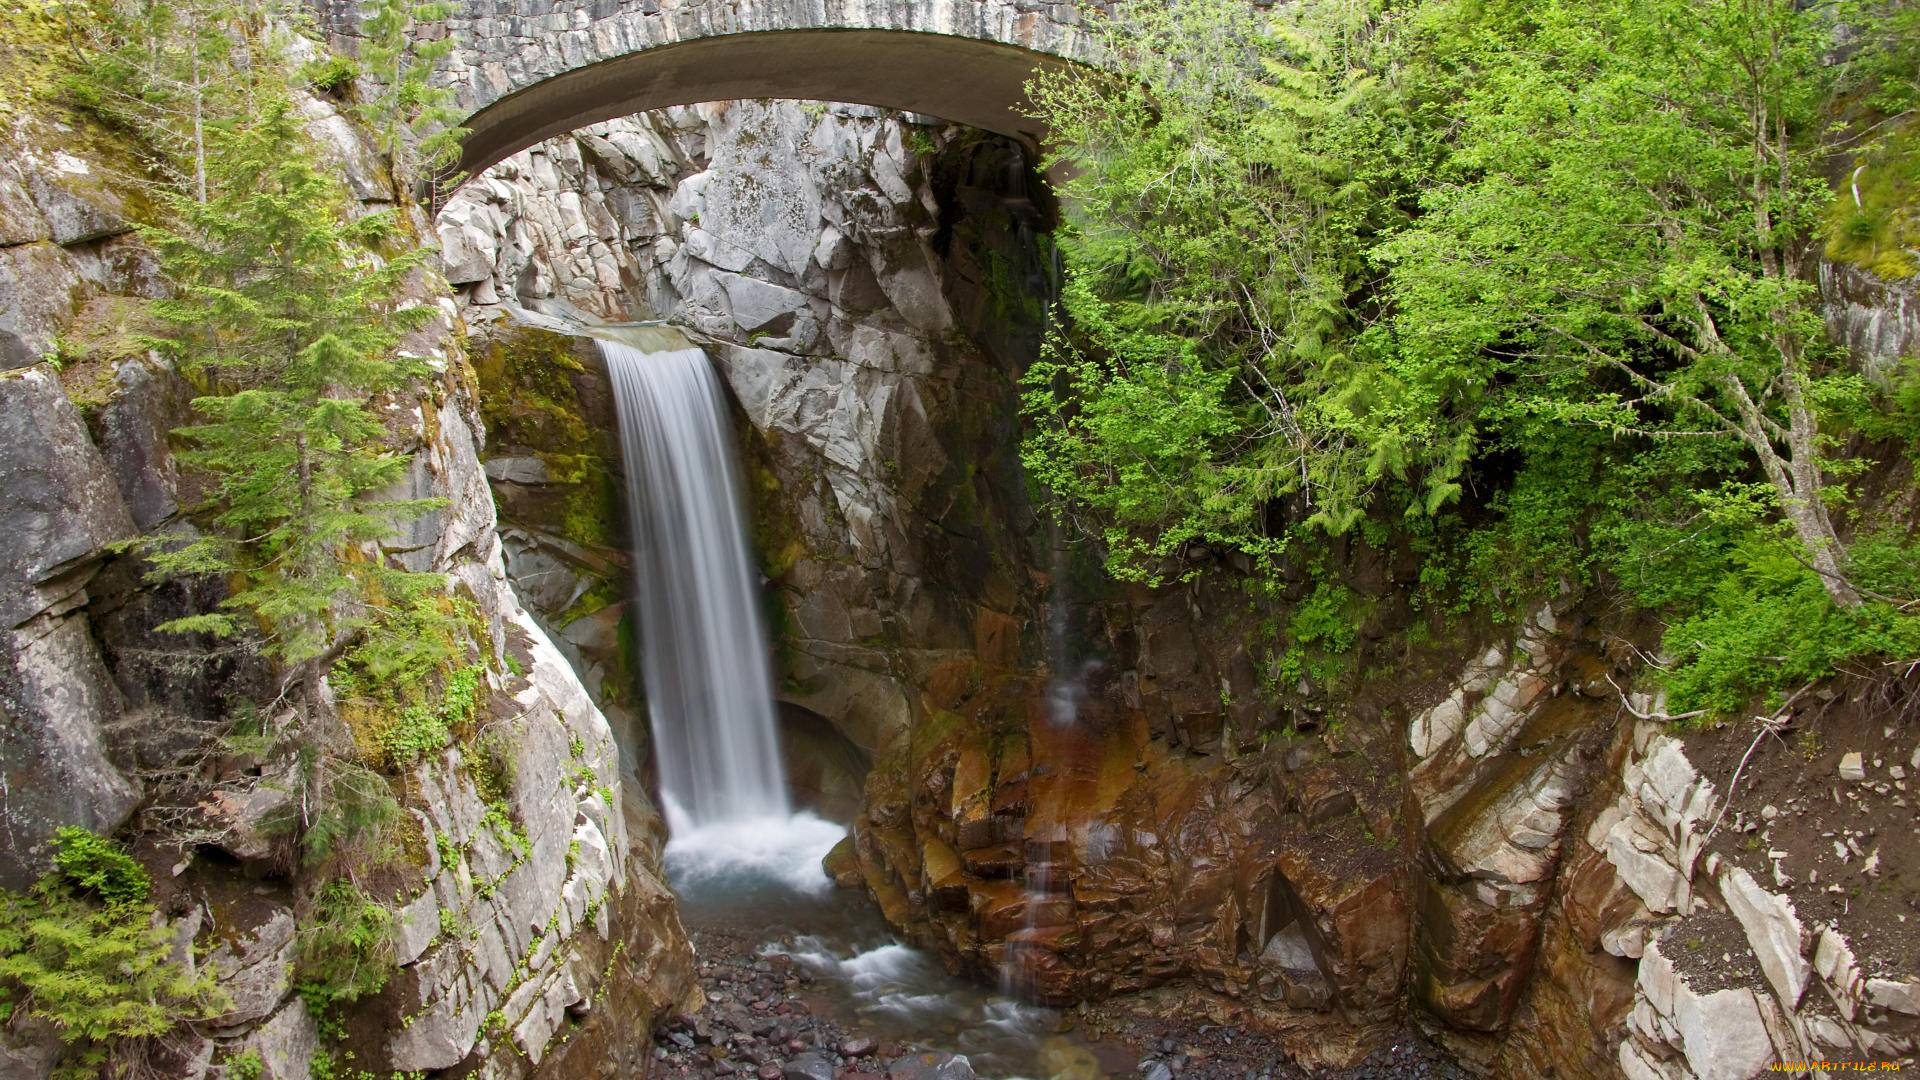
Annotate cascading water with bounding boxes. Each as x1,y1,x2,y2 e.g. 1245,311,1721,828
1003,526,1089,998
604,327,1071,1076
603,331,790,828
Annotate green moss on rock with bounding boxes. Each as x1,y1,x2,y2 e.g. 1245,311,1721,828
1828,127,1920,280
473,326,625,550
473,327,596,454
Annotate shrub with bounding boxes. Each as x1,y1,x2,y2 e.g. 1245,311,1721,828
48,826,150,906
0,831,227,1070
1658,532,1920,716
300,759,403,870
294,880,397,1015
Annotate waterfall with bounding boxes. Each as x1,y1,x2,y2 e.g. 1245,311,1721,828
1002,525,1086,998
602,333,791,828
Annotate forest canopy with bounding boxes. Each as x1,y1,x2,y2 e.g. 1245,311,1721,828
1023,0,1920,715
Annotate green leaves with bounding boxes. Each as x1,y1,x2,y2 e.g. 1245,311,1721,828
1027,0,1920,711
0,831,227,1062
294,879,398,1015
1026,0,1426,580
128,98,450,665
47,828,149,907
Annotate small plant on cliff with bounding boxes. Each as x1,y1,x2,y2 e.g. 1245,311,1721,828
0,829,228,1073
296,757,404,872
294,879,398,1016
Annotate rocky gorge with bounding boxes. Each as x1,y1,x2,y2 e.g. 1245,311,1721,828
430,94,1919,1079
0,3,1918,1079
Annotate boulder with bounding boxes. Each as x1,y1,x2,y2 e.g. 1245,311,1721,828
230,1002,320,1080
209,907,297,1029
0,161,51,246
0,366,134,625
784,1052,836,1080
1718,865,1809,1008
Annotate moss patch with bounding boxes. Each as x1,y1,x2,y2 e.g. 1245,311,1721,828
472,326,623,550
1827,126,1920,280
473,327,595,454
0,2,76,123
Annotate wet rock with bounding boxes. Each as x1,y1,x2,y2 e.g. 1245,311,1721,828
886,1052,976,1080
783,1052,835,1080
0,366,133,625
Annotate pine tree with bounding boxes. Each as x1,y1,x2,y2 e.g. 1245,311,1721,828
137,98,448,668
356,0,467,193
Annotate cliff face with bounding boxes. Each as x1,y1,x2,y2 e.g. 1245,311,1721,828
446,97,1920,1077
0,53,693,1080
440,100,1059,814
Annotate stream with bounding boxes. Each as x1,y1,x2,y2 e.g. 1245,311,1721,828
659,810,1115,1079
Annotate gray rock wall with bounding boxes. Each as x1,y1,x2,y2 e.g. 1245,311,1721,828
0,54,693,1080
442,99,1056,772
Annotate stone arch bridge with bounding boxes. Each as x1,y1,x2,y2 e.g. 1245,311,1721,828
323,0,1103,185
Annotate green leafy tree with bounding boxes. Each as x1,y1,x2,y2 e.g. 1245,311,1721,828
135,99,448,670
1380,0,1866,607
1022,0,1427,581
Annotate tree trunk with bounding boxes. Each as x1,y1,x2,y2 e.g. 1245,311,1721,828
1781,487,1861,608
1715,369,1862,610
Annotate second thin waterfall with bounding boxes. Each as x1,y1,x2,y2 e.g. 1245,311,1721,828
602,332,790,828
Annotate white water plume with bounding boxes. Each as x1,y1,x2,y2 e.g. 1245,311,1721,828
604,331,789,827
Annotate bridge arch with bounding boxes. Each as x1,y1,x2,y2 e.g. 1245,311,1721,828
416,0,1102,184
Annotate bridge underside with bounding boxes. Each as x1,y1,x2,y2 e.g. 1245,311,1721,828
455,29,1076,184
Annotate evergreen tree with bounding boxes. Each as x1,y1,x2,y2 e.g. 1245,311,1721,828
356,0,467,192
137,98,447,670
0,830,228,1075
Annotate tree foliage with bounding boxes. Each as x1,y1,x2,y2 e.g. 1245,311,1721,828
356,0,467,189
294,879,397,1016
1384,0,1863,607
0,830,227,1074
1027,0,1920,710
1023,0,1428,580
134,99,449,667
